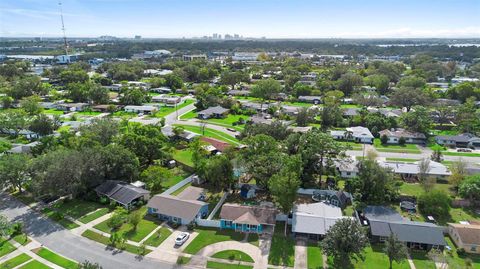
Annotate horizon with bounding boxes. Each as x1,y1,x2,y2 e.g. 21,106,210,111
1,0,479,39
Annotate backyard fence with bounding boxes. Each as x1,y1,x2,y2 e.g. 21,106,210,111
162,174,194,195
206,192,229,220
196,219,220,228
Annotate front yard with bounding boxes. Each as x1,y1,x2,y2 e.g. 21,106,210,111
174,124,240,145
373,139,421,154
444,236,480,269
183,227,245,254
268,222,295,267
211,250,254,263
32,247,77,269
307,242,323,269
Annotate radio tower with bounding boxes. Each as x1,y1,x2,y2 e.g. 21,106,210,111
58,1,69,56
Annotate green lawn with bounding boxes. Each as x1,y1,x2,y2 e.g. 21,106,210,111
34,247,77,269
179,110,197,120
206,114,250,131
161,167,190,189
441,151,480,157
174,124,240,145
211,250,254,263
81,230,150,256
450,207,480,223
339,141,363,150
143,227,172,247
373,139,421,154
173,149,194,167
386,158,420,163
399,182,454,197
11,234,30,246
51,199,106,220
75,111,102,116
150,99,194,118
444,236,480,269
78,208,111,224
410,251,436,269
353,245,410,269
0,240,16,258
43,109,64,116
0,253,32,269
206,261,253,269
41,208,79,230
307,243,323,269
19,260,52,269
183,227,245,254
268,222,295,267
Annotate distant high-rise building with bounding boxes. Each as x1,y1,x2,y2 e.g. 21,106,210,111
234,34,239,39
218,34,222,39
225,34,232,39
213,33,218,39
134,35,142,39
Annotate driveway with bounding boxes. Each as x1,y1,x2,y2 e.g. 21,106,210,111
196,240,266,269
294,239,307,269
147,229,198,263
0,192,194,269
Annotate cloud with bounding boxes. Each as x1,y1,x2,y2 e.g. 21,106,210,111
334,27,480,38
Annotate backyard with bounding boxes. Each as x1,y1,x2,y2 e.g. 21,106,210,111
307,242,323,269
173,149,194,167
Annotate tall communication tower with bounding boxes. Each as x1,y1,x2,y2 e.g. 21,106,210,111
58,1,69,56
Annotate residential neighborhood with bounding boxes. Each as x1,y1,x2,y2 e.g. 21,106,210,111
1,2,480,268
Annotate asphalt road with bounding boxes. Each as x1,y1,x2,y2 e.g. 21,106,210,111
0,193,192,269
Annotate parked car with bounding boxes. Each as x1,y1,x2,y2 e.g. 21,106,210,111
227,128,236,132
175,232,190,246
457,148,472,152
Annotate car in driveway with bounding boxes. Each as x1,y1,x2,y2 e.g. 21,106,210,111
175,232,190,246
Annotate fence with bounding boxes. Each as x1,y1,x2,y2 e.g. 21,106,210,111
162,174,194,195
207,192,229,220
196,219,220,228
276,214,292,225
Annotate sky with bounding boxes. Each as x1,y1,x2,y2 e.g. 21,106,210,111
1,0,479,38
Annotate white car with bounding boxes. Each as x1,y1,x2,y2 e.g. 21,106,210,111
175,232,190,246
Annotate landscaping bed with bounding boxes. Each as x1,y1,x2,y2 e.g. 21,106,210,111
211,250,254,263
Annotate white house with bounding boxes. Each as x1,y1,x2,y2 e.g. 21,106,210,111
124,105,157,114
378,128,427,145
292,202,346,240
330,126,374,144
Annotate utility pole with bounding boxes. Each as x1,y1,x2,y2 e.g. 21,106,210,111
58,1,69,57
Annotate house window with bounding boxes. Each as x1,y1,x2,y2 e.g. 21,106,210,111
224,220,233,227
471,246,477,252
379,237,387,243
346,172,351,176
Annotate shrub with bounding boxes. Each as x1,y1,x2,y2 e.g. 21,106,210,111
380,134,388,145
457,248,466,256
398,137,406,145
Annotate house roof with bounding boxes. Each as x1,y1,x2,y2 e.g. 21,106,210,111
370,220,446,246
95,181,150,206
378,128,426,139
435,133,479,143
177,186,205,201
198,106,229,116
378,160,451,176
343,108,359,116
449,223,480,245
147,194,208,222
220,203,277,225
363,206,405,222
200,137,230,152
292,203,344,235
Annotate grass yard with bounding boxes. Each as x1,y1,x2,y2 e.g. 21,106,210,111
398,182,454,197
211,250,254,263
78,208,111,224
386,158,420,163
373,139,421,154
19,260,52,269
179,110,197,120
150,99,194,118
81,230,150,256
268,222,295,267
0,240,16,258
206,114,250,131
75,111,102,116
450,207,480,223
444,236,480,269
307,242,323,269
0,253,32,269
206,261,253,269
43,109,64,115
173,149,194,167
441,151,480,157
11,191,36,206
161,167,190,189
51,199,106,220
339,141,363,150
174,124,240,145
353,245,410,269
11,234,30,246
33,247,77,269
410,251,436,269
94,217,158,242
143,227,172,247
183,227,245,254
41,208,79,230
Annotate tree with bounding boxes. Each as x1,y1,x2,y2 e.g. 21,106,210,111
337,72,363,96
380,134,389,145
397,76,426,89
418,158,435,192
384,234,408,269
417,190,451,221
66,82,92,103
0,154,30,193
140,166,172,193
220,71,248,90
297,131,348,185
458,175,480,204
268,155,302,235
59,69,89,84
321,218,369,268
29,114,58,136
0,109,30,137
0,215,12,238
88,85,110,104
77,260,103,269
251,79,282,107
9,76,44,100
78,118,119,147
164,73,184,90
455,97,480,134
319,91,344,130
449,160,467,188
400,106,432,135
346,159,398,204
107,207,128,230
431,149,443,162
390,87,429,112
364,74,390,94
198,154,234,190
128,211,143,231
295,107,314,127
20,95,42,115
120,87,150,105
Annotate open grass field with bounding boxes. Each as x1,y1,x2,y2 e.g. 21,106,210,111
211,250,254,263
268,222,295,267
183,227,245,254
207,114,250,131
33,247,77,269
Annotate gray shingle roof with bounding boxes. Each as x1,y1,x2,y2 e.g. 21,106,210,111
147,194,208,223
220,203,277,225
370,220,446,246
95,181,150,206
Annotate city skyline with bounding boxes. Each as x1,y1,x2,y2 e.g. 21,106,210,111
1,0,479,38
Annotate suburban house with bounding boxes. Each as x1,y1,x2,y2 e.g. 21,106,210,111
298,96,322,104
435,133,480,149
448,223,480,254
197,106,229,119
124,105,158,114
343,108,360,117
200,137,231,152
360,206,446,251
292,202,345,240
56,102,89,112
378,128,427,145
219,203,277,234
379,160,451,181
147,191,209,225
95,181,151,209
91,104,119,113
227,90,250,96
330,126,374,144
151,95,183,106
7,141,40,154
311,190,352,209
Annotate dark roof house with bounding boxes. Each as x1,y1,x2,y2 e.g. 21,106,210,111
95,181,150,209
197,106,229,119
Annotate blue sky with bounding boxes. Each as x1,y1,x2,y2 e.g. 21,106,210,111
1,0,479,38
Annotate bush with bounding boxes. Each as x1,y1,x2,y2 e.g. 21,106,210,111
457,248,466,256
380,134,388,145
417,190,451,220
398,136,406,145
186,222,196,231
